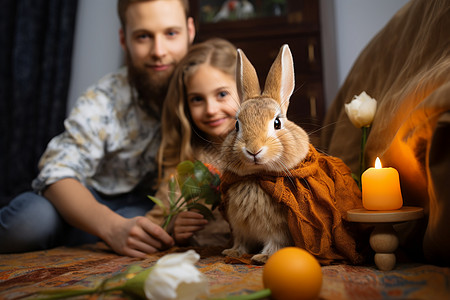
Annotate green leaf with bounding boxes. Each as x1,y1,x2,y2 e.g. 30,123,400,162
210,288,272,300
147,195,167,215
177,160,195,174
211,174,221,187
198,184,220,207
189,203,215,221
193,160,212,183
176,161,195,188
181,177,201,201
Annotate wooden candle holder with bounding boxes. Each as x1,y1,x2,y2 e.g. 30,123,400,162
347,206,424,271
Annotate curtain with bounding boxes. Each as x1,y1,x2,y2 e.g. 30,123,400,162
0,0,78,207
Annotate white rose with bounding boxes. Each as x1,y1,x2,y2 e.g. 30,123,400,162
344,91,377,128
144,250,208,300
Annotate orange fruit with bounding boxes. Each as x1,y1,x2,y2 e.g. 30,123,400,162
263,247,322,300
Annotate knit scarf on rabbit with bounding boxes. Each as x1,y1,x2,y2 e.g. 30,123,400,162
220,144,366,265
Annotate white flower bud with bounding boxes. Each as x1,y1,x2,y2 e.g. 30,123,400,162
345,91,377,128
144,250,208,300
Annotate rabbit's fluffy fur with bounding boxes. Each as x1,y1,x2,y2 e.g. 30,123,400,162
220,45,310,264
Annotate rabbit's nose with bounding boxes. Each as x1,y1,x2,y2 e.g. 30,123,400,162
246,148,263,162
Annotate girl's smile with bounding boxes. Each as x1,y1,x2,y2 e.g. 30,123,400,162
205,117,228,127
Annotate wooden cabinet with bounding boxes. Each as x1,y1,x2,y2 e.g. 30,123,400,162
189,0,324,142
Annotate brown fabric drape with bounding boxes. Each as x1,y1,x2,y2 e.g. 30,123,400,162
320,0,450,265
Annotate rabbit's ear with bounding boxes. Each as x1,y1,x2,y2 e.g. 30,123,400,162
236,49,261,102
262,44,294,114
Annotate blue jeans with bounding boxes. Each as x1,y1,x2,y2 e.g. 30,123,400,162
0,188,155,253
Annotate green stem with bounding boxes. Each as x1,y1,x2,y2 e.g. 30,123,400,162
163,195,188,230
359,126,369,190
32,267,141,300
163,214,172,230
210,289,272,300
174,194,188,208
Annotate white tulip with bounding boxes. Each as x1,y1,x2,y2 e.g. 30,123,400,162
144,250,209,300
345,91,377,128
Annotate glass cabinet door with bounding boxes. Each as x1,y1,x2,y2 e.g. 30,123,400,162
190,0,316,27
198,0,288,23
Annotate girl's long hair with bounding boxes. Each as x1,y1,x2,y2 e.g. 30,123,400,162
158,38,237,179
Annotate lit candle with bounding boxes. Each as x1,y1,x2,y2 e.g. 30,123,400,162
361,157,403,210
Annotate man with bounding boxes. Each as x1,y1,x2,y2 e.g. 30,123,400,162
0,0,196,258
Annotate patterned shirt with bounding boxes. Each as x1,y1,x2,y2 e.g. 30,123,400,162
32,67,161,195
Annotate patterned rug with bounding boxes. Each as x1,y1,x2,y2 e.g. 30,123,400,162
0,243,449,299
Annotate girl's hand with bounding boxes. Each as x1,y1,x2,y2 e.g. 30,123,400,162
106,215,175,258
172,211,208,245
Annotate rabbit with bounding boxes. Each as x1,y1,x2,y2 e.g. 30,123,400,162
219,44,310,264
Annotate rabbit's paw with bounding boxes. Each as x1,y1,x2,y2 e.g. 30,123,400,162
222,248,242,258
251,253,269,265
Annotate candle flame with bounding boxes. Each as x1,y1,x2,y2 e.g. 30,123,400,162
375,157,382,169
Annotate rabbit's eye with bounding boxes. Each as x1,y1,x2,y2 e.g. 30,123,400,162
235,120,239,132
274,117,281,130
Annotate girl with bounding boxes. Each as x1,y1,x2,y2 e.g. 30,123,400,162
147,38,239,246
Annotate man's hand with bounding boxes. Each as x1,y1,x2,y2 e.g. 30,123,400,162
172,211,208,245
44,178,174,258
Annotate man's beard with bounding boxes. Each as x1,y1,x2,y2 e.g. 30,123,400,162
127,52,172,119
